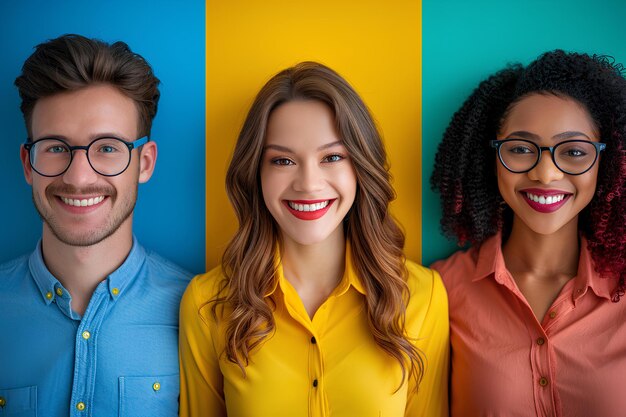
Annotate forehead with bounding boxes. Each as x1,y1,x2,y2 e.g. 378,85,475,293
265,100,340,147
501,93,598,138
30,84,139,141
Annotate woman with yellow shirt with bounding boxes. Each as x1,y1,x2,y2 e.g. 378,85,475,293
179,62,449,417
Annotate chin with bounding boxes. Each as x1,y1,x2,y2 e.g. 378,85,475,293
282,227,336,247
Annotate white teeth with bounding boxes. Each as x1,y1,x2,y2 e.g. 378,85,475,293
61,196,105,207
526,193,566,205
288,200,330,212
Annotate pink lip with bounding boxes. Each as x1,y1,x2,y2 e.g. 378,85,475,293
283,199,335,221
520,189,572,214
55,196,108,214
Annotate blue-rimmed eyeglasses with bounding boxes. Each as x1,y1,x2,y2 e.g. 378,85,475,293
490,139,606,175
23,136,148,177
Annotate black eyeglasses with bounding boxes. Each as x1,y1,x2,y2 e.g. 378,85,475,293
23,136,148,177
490,139,606,175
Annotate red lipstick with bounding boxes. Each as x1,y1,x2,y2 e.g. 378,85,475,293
283,199,335,221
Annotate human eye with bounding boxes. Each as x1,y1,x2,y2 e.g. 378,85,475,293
559,147,588,158
508,144,535,154
94,139,124,154
270,157,295,166
47,145,68,153
37,139,68,154
322,153,345,163
99,145,117,153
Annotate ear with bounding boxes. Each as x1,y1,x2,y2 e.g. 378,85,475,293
138,140,157,183
20,145,34,185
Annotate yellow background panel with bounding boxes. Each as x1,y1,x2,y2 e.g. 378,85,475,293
206,0,422,268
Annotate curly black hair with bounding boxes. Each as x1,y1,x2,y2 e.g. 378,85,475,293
431,49,626,301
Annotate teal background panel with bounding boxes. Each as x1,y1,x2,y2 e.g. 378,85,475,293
422,0,626,266
0,0,205,274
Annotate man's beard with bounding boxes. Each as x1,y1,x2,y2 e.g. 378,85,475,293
33,183,137,247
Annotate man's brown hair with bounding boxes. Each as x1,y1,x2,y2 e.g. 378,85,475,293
15,34,160,139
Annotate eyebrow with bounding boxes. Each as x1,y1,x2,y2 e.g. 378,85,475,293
264,140,344,153
505,130,592,141
33,133,130,142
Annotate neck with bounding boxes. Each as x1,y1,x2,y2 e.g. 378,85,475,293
41,219,134,315
502,216,580,279
281,227,346,298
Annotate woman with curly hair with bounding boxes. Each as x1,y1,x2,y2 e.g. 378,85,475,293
179,62,449,417
431,49,626,417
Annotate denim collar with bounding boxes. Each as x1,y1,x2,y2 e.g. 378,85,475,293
29,236,146,315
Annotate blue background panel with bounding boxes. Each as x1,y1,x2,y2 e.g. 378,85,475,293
422,0,626,265
0,0,205,274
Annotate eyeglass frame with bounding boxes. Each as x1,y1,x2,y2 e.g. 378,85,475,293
23,136,149,178
490,138,606,176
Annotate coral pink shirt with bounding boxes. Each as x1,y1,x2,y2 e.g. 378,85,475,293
432,233,626,417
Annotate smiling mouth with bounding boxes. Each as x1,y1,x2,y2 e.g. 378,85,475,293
60,196,106,207
287,200,330,212
284,199,335,220
525,192,567,205
521,191,572,213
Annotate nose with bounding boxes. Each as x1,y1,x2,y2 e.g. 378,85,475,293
62,150,99,187
527,151,564,184
293,161,325,193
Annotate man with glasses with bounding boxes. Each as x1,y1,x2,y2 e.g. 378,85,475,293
0,35,192,416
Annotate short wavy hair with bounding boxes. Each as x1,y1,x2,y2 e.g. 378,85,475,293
15,34,160,139
431,49,626,301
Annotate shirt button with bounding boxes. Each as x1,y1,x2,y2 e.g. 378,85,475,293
76,402,86,411
153,382,161,391
311,336,317,344
56,287,63,297
313,379,318,387
549,311,556,319
46,291,53,300
82,331,91,340
112,287,120,296
536,337,545,345
539,377,549,387
0,396,5,407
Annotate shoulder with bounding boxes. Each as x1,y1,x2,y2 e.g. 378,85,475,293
0,254,30,274
0,254,31,288
430,245,481,288
404,260,447,316
405,260,443,297
180,265,228,322
142,247,194,284
403,260,448,344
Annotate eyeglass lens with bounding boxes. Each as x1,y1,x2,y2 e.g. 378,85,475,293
498,140,599,174
30,138,131,176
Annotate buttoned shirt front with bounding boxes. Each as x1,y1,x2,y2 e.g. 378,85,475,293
179,250,449,417
0,238,192,417
432,233,626,417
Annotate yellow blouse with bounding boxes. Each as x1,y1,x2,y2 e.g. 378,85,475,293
179,251,449,417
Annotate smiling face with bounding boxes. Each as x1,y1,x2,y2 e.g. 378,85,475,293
21,84,156,247
496,93,600,236
260,100,357,247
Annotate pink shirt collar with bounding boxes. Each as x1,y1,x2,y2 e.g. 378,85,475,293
473,232,613,301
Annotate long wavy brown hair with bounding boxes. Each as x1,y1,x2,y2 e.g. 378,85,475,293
215,62,424,387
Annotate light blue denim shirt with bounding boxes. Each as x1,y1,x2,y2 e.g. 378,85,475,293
0,237,192,417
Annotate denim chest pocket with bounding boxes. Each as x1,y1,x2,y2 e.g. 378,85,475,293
0,386,37,417
118,374,178,417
